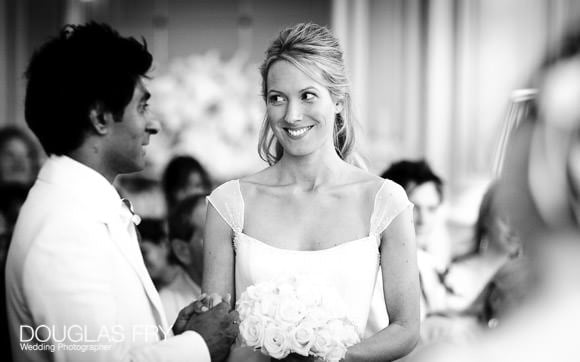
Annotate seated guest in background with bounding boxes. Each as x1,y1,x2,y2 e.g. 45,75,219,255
160,193,207,322
0,126,41,186
443,182,522,312
162,155,212,213
382,159,452,268
137,217,180,290
366,159,449,337
419,182,525,346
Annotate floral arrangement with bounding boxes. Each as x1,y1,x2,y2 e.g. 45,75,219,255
236,277,361,361
147,51,266,181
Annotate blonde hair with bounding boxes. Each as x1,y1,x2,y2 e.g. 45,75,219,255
258,23,356,165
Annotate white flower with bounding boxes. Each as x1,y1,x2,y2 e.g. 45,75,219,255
311,327,333,357
276,296,305,325
246,281,276,300
324,342,348,362
236,298,254,321
326,319,360,347
239,315,266,348
236,278,360,362
289,322,315,356
262,323,290,360
258,294,278,319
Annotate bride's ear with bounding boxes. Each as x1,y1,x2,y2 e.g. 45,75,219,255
334,99,344,114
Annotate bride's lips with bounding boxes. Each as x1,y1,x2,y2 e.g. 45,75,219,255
284,125,314,139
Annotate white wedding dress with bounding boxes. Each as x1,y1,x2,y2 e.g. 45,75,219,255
207,179,412,361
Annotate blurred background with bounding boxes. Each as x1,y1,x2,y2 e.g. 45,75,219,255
1,0,580,230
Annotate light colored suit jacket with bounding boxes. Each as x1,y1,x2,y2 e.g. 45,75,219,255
5,156,210,362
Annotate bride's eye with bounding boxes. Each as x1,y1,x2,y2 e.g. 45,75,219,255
302,92,316,102
268,94,285,105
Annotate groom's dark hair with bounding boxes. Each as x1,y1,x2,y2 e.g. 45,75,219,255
24,22,153,156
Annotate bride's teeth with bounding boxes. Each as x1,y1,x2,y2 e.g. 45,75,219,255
287,127,310,136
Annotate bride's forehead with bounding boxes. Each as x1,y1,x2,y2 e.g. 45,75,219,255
267,60,326,90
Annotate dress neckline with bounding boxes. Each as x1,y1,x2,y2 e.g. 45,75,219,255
237,231,376,254
232,179,386,253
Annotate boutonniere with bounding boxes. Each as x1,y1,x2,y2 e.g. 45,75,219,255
121,198,142,226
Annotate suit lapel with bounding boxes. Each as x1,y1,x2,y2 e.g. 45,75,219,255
106,219,169,335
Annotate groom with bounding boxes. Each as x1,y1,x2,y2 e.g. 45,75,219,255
5,22,237,361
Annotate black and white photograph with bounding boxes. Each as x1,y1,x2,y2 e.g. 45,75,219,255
1,0,579,361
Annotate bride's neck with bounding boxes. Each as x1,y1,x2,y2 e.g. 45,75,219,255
276,150,346,190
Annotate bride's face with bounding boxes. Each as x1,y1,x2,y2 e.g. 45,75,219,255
265,60,342,159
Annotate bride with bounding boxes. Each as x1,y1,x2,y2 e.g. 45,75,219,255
202,23,420,361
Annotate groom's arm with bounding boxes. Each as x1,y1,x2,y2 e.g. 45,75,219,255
18,217,212,362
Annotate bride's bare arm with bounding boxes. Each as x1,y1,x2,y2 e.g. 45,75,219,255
345,207,421,361
202,202,236,306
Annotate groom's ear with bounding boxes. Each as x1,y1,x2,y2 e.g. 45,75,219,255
88,102,114,135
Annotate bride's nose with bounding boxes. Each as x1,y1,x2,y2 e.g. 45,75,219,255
284,101,303,124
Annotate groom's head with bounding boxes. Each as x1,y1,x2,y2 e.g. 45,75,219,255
24,22,159,175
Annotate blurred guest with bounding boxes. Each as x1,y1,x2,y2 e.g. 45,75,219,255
137,217,180,289
366,160,449,337
0,126,41,186
162,155,212,213
0,182,31,264
160,193,207,322
0,182,29,362
418,183,528,346
382,160,451,267
443,182,522,312
412,24,580,362
116,174,166,218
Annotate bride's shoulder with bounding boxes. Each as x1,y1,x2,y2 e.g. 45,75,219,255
342,165,384,191
238,166,278,196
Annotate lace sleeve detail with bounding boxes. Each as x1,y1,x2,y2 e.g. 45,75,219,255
370,179,413,238
206,180,244,233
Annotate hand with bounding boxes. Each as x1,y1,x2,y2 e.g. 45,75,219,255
183,300,239,362
173,294,211,335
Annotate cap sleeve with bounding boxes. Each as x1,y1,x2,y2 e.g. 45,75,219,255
206,180,244,233
370,179,413,237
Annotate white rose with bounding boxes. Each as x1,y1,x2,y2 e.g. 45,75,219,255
324,342,348,362
236,298,255,320
311,327,332,357
239,315,266,348
277,296,305,325
289,322,315,356
246,281,276,301
258,294,279,319
304,306,331,328
262,323,290,360
295,282,323,307
326,319,360,347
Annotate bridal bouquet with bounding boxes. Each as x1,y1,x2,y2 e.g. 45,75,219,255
236,277,361,361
